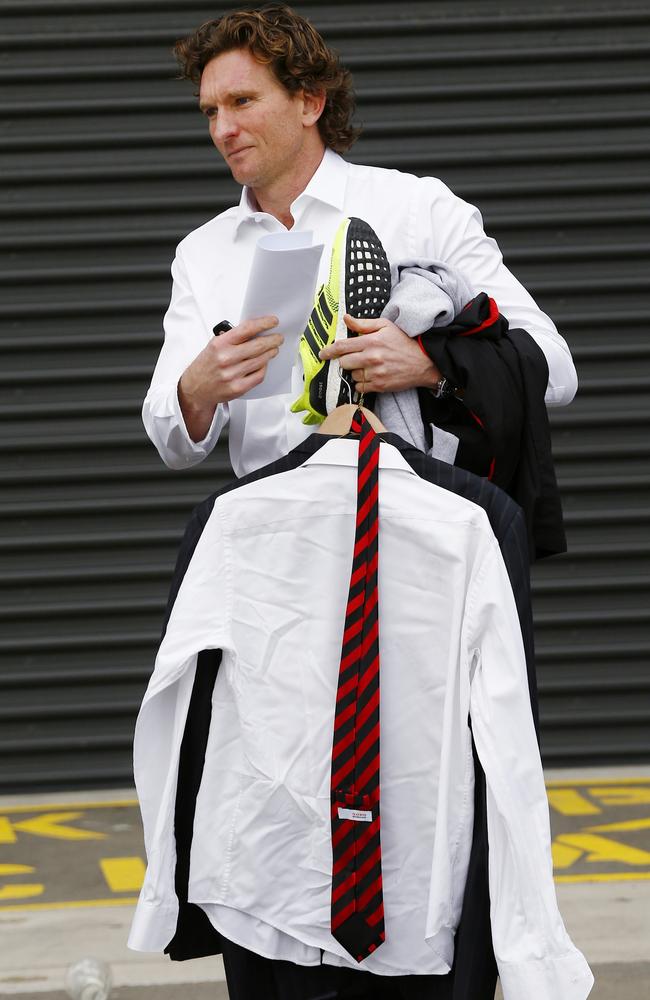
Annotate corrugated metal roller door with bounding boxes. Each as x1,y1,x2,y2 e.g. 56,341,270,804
1,0,649,790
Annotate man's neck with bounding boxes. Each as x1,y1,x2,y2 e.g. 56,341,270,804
251,144,326,229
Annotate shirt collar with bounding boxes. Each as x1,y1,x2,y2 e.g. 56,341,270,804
234,148,349,234
299,436,419,477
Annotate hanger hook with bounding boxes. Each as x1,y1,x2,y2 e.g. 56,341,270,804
337,363,353,407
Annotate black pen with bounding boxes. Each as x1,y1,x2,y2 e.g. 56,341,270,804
213,320,233,336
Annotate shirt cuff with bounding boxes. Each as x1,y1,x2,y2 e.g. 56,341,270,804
544,385,569,406
498,950,594,1000
171,382,223,451
142,383,227,469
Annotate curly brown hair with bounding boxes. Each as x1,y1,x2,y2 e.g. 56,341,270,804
174,3,360,153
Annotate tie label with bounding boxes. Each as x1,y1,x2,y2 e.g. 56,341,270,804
338,807,372,823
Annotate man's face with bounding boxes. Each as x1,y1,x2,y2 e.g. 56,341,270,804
199,47,313,193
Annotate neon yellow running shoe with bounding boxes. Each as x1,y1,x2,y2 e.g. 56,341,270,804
291,217,391,424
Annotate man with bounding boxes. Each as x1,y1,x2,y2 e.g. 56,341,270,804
142,3,577,481
137,5,578,997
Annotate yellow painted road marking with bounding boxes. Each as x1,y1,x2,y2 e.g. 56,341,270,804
0,800,138,814
0,818,17,844
553,839,585,869
547,789,601,816
1,812,105,842
589,787,650,807
100,857,145,892
585,818,650,834
0,864,44,901
547,780,650,876
552,833,650,869
546,778,650,787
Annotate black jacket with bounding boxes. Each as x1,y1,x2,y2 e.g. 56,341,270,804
418,293,566,561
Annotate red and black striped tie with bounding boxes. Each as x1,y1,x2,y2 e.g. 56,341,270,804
330,408,385,963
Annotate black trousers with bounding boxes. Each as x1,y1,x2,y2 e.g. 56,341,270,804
221,937,454,1000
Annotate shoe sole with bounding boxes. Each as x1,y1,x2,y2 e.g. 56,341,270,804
325,217,391,414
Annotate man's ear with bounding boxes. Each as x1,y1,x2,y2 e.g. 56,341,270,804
301,89,326,127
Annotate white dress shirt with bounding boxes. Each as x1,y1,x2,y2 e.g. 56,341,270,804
142,149,578,477
128,438,592,1000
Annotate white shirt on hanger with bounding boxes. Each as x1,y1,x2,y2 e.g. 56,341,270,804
142,149,578,477
128,437,592,1000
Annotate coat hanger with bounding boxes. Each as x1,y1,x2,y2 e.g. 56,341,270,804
317,403,387,435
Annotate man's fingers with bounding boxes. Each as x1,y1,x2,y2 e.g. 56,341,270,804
229,315,279,344
238,346,279,381
229,367,266,397
230,331,284,363
320,322,383,360
236,366,266,391
329,350,365,372
320,339,366,360
344,313,385,334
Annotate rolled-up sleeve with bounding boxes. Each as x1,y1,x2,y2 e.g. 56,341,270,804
142,248,228,469
416,178,578,407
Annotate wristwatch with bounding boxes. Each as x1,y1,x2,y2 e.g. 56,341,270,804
430,377,455,399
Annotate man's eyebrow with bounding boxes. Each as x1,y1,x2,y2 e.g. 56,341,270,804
199,89,257,112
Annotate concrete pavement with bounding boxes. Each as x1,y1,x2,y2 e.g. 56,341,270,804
1,882,648,998
1,766,649,998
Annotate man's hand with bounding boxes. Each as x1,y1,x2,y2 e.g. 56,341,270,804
178,316,283,441
319,315,442,395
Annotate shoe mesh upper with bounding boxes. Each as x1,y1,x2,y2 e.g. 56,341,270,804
291,216,392,422
345,218,392,319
